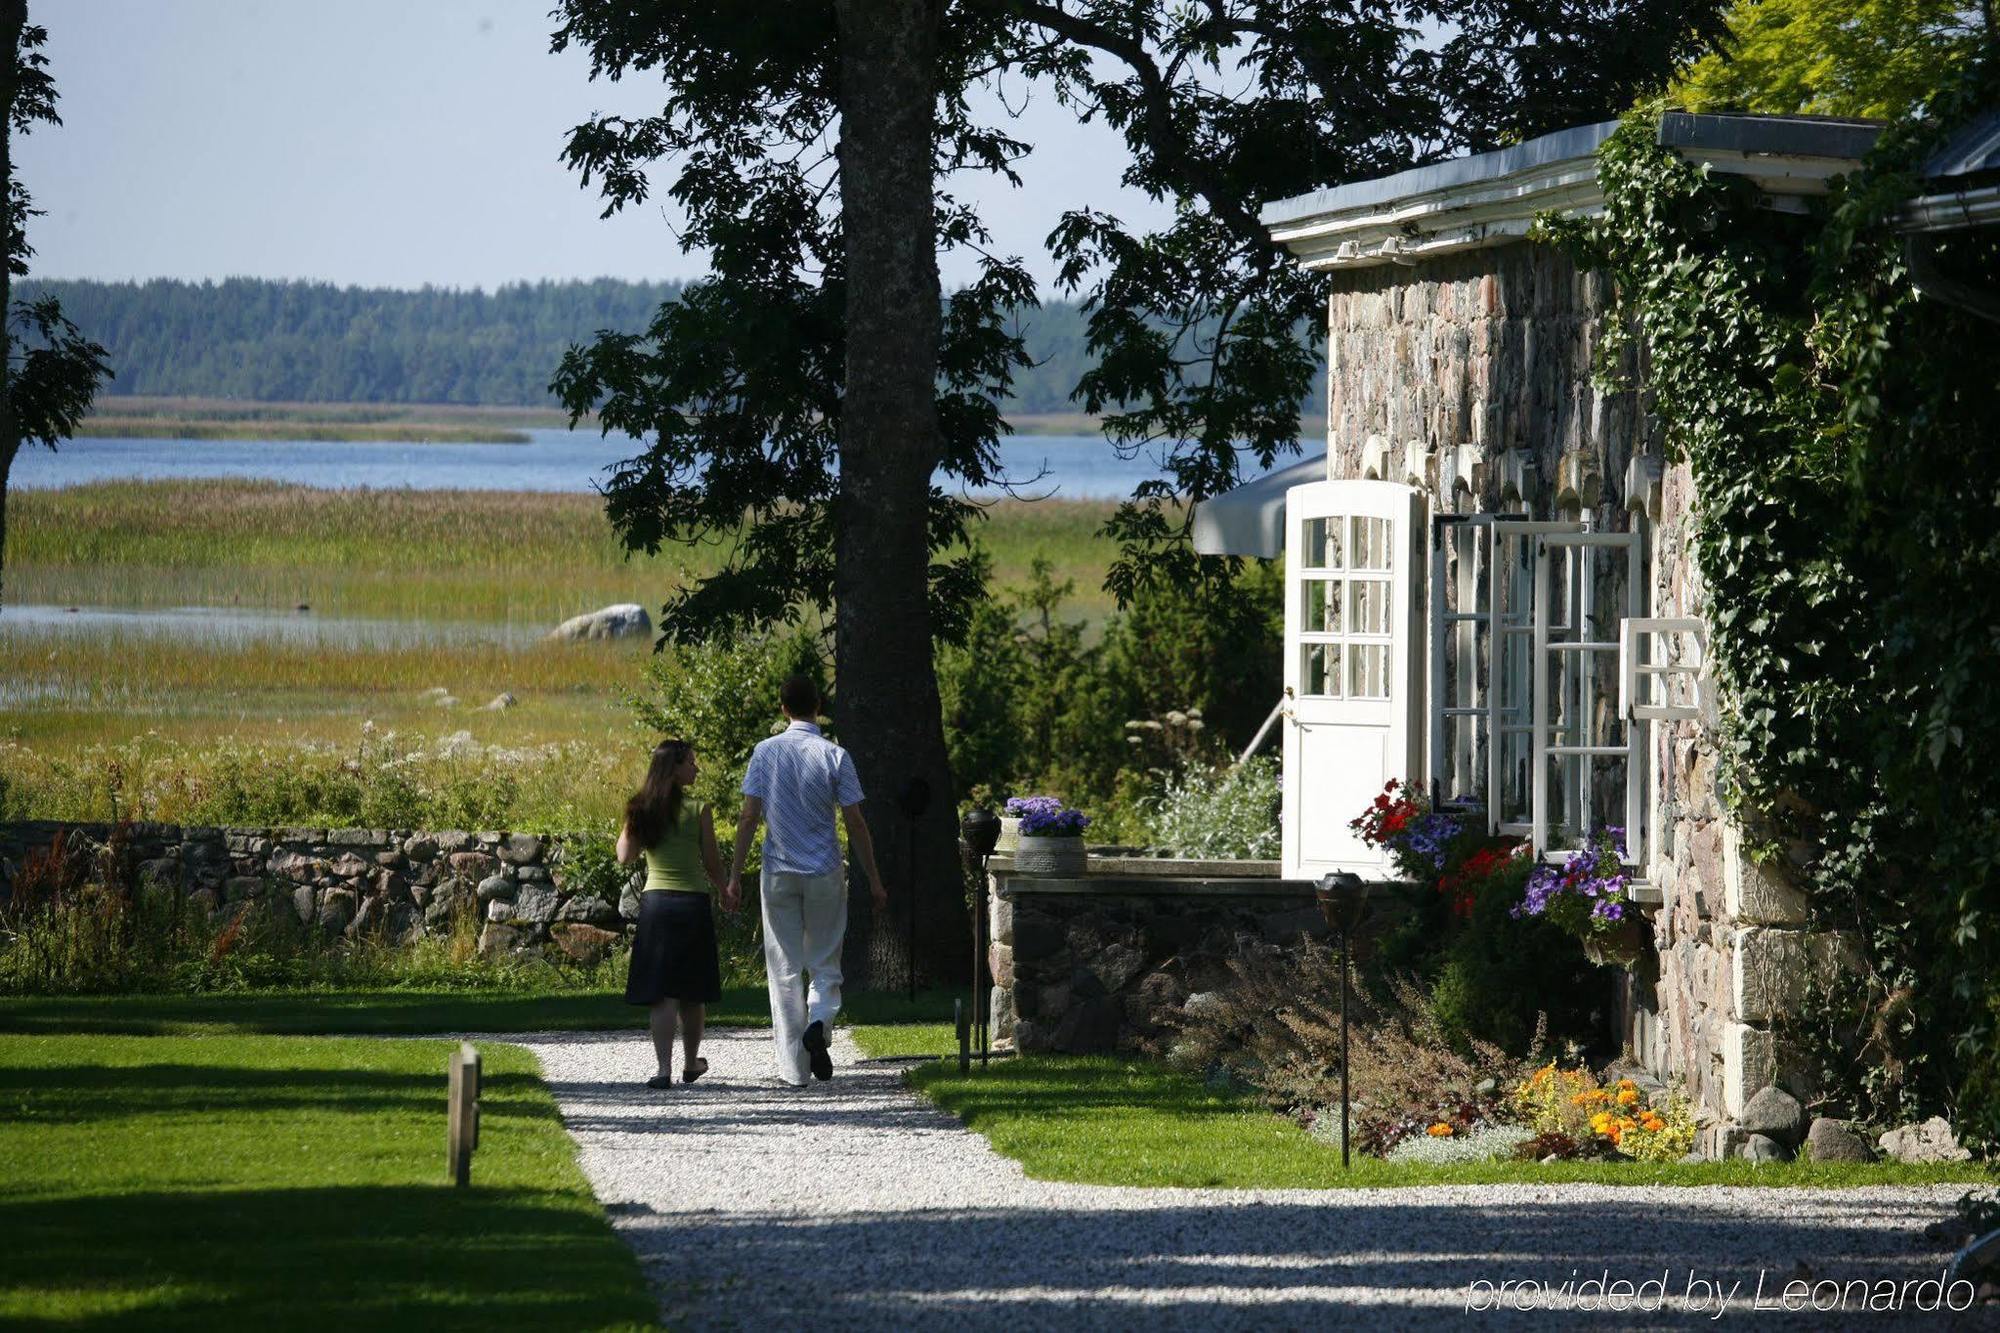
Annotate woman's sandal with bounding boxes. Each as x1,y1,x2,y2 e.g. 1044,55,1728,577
682,1057,709,1085
645,1073,677,1090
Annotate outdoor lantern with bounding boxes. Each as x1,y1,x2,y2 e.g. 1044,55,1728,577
960,804,1001,860
1316,870,1368,1169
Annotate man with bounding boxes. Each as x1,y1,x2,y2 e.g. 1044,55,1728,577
725,674,888,1085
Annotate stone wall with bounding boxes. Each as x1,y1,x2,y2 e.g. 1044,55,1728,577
988,858,1330,1054
0,820,643,964
1322,244,1642,511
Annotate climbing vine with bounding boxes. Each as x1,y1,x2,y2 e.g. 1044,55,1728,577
1545,63,2000,1139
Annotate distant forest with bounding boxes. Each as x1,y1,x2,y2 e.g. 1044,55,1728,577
22,276,1323,418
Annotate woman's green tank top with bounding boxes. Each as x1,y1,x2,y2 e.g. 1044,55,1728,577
641,800,710,895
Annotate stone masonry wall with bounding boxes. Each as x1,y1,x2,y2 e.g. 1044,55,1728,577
988,866,1331,1055
1322,244,1642,508
0,820,645,964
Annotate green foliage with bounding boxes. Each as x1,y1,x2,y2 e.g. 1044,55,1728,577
1146,757,1281,859
1546,66,2000,1139
935,552,1281,820
1673,0,1987,119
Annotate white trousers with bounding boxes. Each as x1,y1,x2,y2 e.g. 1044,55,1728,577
760,865,847,1085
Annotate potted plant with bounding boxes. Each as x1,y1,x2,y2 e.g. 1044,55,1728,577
1510,827,1645,969
1004,795,1090,876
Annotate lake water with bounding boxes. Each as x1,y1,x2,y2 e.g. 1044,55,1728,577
13,428,1270,500
4,603,547,650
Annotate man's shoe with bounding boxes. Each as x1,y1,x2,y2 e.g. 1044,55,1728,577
802,1020,833,1081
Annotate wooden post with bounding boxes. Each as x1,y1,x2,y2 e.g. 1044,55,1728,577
448,1042,481,1186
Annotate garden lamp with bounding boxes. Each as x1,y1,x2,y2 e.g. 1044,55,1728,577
1315,870,1368,1168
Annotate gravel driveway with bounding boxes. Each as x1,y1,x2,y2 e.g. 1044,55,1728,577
503,1028,1971,1329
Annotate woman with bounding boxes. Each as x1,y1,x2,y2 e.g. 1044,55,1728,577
618,739,728,1088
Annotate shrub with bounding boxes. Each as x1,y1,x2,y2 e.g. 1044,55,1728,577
1146,756,1279,859
1165,950,1528,1156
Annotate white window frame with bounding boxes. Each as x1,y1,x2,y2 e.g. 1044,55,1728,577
1620,617,1706,722
1426,515,1650,867
1533,529,1645,863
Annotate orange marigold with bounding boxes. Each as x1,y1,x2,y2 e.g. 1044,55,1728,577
1427,1122,1455,1137
1617,1088,1641,1106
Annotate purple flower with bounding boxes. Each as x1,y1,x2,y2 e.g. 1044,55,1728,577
1005,795,1090,837
1404,812,1460,870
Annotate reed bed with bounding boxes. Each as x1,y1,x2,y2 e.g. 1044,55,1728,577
73,419,531,443
6,480,1122,623
0,725,637,830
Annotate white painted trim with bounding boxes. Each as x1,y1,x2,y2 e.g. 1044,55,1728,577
1268,161,1605,272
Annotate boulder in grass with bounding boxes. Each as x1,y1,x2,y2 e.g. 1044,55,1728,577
547,603,651,643
550,923,620,965
1880,1116,1972,1163
1740,1085,1807,1147
1805,1117,1874,1163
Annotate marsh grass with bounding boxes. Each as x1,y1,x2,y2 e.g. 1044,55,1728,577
2,479,1133,826
7,480,1122,623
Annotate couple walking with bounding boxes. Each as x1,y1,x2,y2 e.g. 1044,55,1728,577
614,674,888,1088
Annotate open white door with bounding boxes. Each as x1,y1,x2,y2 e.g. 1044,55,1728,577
1282,479,1425,880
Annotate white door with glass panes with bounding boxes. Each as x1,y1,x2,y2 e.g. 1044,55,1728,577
1282,480,1425,880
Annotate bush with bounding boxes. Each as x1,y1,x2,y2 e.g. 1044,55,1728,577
1166,951,1528,1156
1146,756,1279,859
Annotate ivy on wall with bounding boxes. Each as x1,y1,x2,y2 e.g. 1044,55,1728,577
1544,64,2000,1138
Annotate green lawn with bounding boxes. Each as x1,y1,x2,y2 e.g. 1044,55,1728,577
0,1033,654,1330
904,1053,2000,1191
850,1021,961,1060
0,986,961,1038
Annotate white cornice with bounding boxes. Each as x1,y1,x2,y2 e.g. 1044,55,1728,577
1264,132,1611,272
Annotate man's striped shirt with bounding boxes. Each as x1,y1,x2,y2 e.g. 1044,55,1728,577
741,721,865,876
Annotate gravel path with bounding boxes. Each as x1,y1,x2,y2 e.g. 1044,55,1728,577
504,1028,1971,1329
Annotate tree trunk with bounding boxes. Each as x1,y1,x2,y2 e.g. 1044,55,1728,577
0,0,20,612
832,0,967,991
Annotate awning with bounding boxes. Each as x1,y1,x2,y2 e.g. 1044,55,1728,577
1190,452,1327,557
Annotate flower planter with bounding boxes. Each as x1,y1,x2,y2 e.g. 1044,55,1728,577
1580,918,1646,970
1012,833,1087,877
994,816,1022,854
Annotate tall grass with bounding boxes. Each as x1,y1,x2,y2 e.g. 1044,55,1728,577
6,480,1123,623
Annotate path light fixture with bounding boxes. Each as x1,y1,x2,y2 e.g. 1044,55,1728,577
959,804,1002,1073
1315,871,1370,1168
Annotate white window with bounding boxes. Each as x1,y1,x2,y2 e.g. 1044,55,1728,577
1426,515,1647,864
1621,617,1706,722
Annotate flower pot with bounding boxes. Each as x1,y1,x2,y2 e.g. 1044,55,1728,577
1580,918,1647,970
994,816,1022,854
1012,833,1087,877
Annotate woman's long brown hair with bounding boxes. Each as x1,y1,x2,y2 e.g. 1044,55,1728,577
624,739,692,851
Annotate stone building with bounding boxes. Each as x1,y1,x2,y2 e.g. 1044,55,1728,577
1189,113,1897,1154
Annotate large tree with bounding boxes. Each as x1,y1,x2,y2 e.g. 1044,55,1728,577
550,0,1729,987
0,2,111,609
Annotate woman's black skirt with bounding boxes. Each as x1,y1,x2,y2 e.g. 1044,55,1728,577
624,891,722,1006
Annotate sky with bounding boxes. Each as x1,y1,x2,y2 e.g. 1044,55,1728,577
21,0,1174,292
